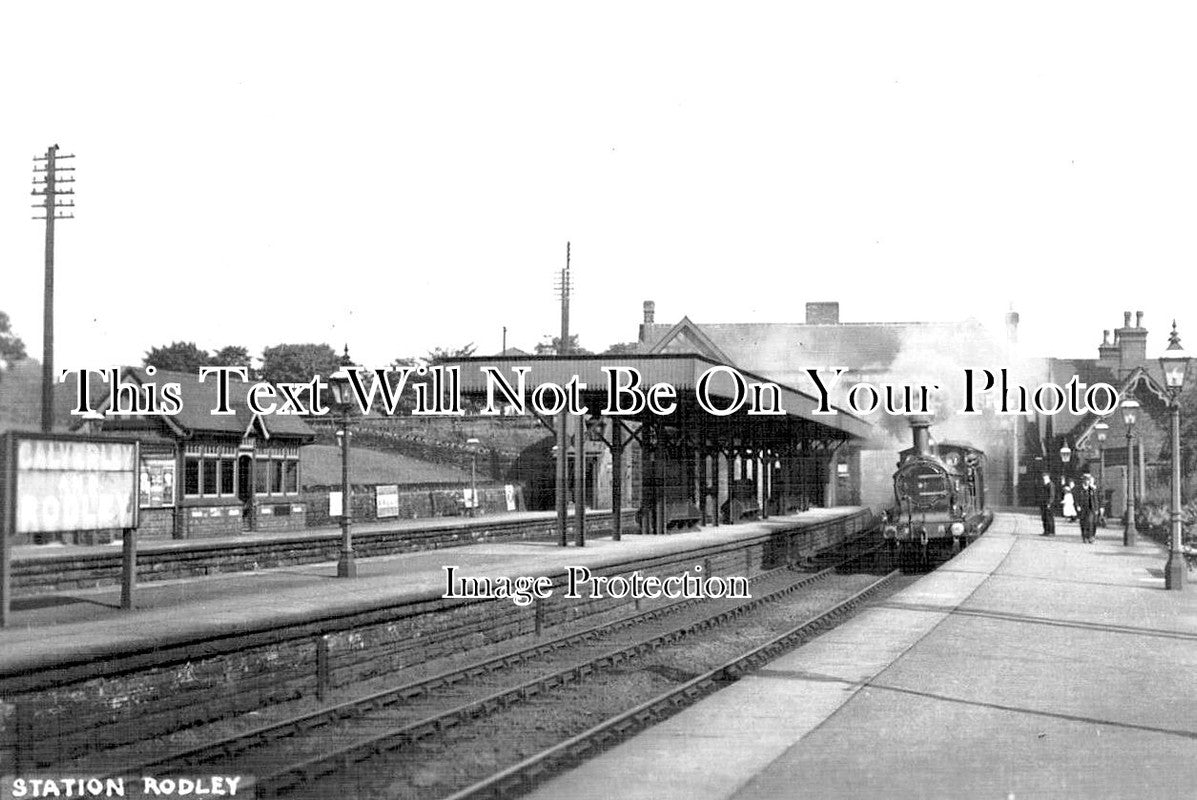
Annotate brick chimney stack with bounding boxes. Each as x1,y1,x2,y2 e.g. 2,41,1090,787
1097,329,1120,373
804,302,840,324
1005,307,1020,345
1115,309,1148,377
638,300,657,345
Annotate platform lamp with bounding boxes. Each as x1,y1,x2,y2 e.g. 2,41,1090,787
328,346,358,578
80,408,105,436
1159,321,1191,589
1094,421,1109,512
1059,441,1072,489
466,438,480,517
1122,399,1140,547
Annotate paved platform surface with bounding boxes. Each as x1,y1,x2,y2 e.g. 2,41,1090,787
528,512,1197,800
0,507,864,674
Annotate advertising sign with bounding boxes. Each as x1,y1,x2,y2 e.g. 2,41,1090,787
13,436,139,534
376,484,399,518
140,457,176,509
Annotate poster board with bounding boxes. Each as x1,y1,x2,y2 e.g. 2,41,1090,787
139,456,176,509
376,484,399,518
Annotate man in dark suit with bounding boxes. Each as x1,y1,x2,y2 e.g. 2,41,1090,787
1077,472,1100,543
1037,473,1057,536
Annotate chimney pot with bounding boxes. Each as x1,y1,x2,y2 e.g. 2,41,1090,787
1124,311,1132,327
1102,329,1110,345
910,417,931,456
1136,310,1144,328
643,300,656,325
805,301,840,325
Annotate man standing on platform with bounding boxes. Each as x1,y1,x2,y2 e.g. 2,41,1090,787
1077,472,1100,543
1037,473,1057,536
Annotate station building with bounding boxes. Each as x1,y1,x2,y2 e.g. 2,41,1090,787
82,368,317,540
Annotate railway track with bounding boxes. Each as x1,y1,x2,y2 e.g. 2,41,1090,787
447,570,901,800
96,537,887,797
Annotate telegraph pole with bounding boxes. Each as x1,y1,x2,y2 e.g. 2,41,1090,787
555,244,571,546
32,145,75,433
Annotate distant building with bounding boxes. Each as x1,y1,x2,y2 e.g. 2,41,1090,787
1029,311,1177,514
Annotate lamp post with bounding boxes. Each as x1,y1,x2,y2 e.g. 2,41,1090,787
328,347,357,578
466,438,480,517
1122,400,1140,547
1095,421,1109,522
1160,321,1191,590
1059,442,1072,514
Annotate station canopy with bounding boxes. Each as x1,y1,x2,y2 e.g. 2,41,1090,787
447,353,872,445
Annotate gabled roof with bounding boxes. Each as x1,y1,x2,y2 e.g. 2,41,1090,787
1069,366,1171,450
94,368,316,442
639,318,1007,400
644,316,735,364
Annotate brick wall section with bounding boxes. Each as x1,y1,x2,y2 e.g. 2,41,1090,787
254,505,308,532
138,508,175,540
179,506,244,538
1,510,873,767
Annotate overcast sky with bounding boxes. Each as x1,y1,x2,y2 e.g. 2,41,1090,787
2,2,1195,374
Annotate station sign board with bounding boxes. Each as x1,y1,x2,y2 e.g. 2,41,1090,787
4,433,140,535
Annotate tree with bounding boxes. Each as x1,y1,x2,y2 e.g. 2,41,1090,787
144,341,211,373
0,311,26,368
260,343,340,384
211,345,255,378
1176,385,1197,486
211,345,252,366
535,335,592,356
602,341,640,356
425,343,477,364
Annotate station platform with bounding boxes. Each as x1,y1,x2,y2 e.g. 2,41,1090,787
527,513,1197,800
0,507,867,678
9,509,571,562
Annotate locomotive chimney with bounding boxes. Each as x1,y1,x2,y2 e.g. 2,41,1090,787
910,416,932,456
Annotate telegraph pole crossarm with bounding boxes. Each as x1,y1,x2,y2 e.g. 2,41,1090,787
31,145,76,433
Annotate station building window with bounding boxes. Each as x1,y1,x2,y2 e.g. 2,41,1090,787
255,446,300,497
183,445,239,499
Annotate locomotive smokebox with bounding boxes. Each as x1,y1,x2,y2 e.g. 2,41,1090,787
909,415,932,456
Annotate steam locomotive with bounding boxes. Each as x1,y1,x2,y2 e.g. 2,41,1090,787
882,417,989,555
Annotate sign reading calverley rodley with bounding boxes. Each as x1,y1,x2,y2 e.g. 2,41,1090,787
15,436,139,534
